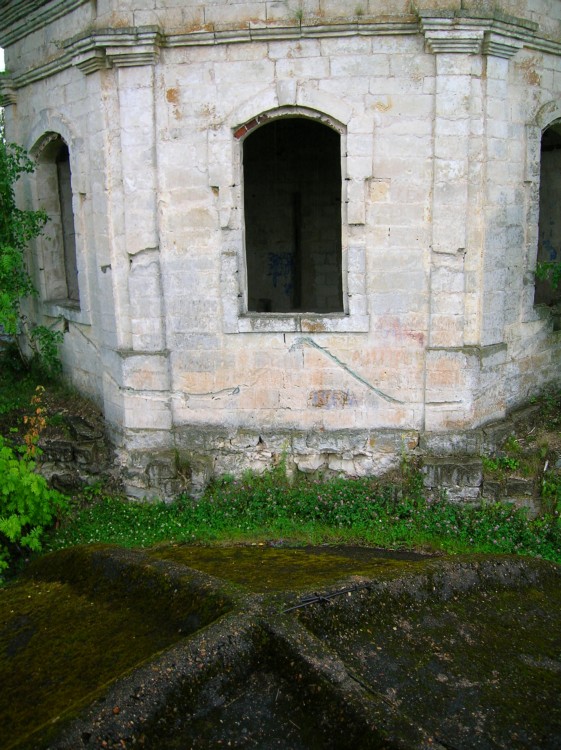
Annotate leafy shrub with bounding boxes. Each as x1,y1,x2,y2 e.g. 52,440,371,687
0,436,68,580
22,385,47,457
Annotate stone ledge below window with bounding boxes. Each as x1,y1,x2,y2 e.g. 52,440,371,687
43,299,90,326
233,313,369,334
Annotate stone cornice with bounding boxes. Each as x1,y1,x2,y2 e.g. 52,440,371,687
0,4,555,62
528,36,561,55
65,26,164,73
165,18,418,48
0,74,17,106
0,0,89,47
3,55,74,99
0,26,164,97
3,12,561,99
419,10,536,58
482,32,523,59
1,20,420,92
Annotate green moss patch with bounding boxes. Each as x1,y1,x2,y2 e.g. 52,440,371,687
147,543,433,592
1,579,178,749
0,545,234,750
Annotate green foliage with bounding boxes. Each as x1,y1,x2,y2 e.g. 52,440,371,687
29,325,64,377
0,115,63,372
0,362,558,574
0,436,68,580
503,435,521,454
482,455,520,473
541,472,561,516
0,344,37,415
536,260,561,291
47,468,561,565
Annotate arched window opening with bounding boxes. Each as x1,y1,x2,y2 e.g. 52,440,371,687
56,142,79,303
36,134,80,307
243,118,343,313
535,123,561,306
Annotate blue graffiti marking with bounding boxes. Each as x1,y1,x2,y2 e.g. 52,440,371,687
268,252,294,295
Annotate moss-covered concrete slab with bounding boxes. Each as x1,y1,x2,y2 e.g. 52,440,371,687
0,545,236,750
1,544,560,749
147,543,432,592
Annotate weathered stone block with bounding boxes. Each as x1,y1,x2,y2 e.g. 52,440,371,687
423,457,483,502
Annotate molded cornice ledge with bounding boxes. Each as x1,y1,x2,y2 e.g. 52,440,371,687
419,10,536,58
64,26,164,74
0,74,17,106
0,0,89,47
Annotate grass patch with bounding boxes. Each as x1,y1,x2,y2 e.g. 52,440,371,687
46,469,561,565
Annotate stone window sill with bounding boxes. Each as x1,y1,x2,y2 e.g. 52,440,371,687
233,313,369,334
43,299,90,325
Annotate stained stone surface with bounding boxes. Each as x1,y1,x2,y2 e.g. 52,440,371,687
1,544,560,749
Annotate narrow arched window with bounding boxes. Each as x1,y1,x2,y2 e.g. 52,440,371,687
36,134,80,307
535,122,561,306
243,118,343,313
55,142,79,303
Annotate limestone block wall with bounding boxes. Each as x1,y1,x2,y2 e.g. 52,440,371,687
1,0,560,498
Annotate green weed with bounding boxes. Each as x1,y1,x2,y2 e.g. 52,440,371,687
45,468,561,565
482,455,520,474
542,473,561,516
503,435,522,454
539,387,561,431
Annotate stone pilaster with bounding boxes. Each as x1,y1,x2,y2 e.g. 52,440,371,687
421,13,526,430
69,30,172,480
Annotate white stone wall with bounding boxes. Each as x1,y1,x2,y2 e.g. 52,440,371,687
1,1,560,497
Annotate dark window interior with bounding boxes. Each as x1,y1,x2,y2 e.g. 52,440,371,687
243,118,343,313
535,123,561,306
55,142,79,304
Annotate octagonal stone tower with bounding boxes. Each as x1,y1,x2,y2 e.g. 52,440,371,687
1,0,560,498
